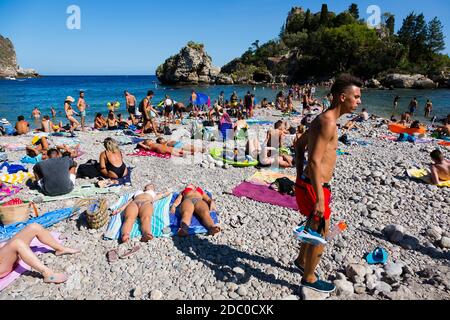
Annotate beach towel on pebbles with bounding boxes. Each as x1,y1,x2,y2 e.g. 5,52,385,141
0,185,21,202
407,168,450,188
0,208,74,242
30,185,121,202
128,149,172,159
0,171,34,185
104,193,172,240
0,232,63,292
246,170,296,186
232,182,298,210
104,192,219,240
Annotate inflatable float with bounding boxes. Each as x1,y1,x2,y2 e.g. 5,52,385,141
388,123,426,135
210,148,258,168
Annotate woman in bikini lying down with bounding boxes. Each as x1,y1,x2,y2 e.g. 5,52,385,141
137,139,184,157
170,184,221,237
0,224,80,284
113,184,172,243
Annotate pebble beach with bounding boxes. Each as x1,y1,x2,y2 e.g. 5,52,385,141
1,108,450,301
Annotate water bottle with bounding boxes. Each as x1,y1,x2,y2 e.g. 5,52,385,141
326,221,347,241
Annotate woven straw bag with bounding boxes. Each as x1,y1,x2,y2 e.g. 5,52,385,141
0,201,39,226
76,198,109,230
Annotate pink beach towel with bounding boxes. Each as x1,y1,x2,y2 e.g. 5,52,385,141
0,185,22,202
128,149,172,159
0,232,62,292
232,182,298,211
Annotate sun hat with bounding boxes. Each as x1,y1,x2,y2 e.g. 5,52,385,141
1,118,10,124
31,136,41,145
65,96,75,103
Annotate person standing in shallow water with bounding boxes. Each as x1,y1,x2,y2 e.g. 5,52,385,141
294,74,363,293
77,91,87,132
424,99,433,118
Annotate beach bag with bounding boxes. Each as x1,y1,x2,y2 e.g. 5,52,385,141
82,198,109,230
270,178,295,196
77,160,101,179
0,199,39,226
164,126,172,136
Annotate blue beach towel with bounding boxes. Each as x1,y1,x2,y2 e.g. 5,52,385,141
169,192,219,236
0,208,75,242
21,154,43,165
0,162,28,174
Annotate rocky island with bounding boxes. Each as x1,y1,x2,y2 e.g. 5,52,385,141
0,35,39,79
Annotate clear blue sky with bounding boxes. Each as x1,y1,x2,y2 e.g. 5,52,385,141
1,0,449,75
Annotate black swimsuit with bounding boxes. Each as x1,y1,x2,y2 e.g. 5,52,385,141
105,151,127,178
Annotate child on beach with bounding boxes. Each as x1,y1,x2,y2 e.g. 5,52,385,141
430,150,450,185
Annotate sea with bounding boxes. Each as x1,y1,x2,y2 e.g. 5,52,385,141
0,75,449,128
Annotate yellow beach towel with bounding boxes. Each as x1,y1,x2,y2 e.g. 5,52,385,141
0,171,35,185
247,170,296,186
407,168,450,188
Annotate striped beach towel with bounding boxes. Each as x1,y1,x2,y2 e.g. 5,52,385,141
0,171,34,185
0,185,22,202
104,193,172,240
104,192,220,240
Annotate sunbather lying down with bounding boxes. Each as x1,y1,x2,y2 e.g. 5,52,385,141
112,184,172,243
156,137,206,155
170,184,221,237
137,139,184,157
246,137,294,168
0,224,80,284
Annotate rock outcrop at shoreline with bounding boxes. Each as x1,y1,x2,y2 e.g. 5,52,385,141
156,42,232,85
0,35,39,78
381,74,437,89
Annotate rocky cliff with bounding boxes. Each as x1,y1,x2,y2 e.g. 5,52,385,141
156,42,233,85
0,35,39,78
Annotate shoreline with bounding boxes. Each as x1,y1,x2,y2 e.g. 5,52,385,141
0,108,449,300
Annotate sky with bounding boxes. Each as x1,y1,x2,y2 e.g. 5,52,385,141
1,0,449,75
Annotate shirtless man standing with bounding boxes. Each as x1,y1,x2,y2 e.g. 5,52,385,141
32,107,41,120
64,96,80,133
430,150,450,185
77,91,87,132
294,74,363,293
124,91,137,125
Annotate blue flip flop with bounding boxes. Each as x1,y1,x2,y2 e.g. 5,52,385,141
366,247,389,265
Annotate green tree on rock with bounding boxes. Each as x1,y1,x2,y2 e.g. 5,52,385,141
427,17,445,53
349,3,359,20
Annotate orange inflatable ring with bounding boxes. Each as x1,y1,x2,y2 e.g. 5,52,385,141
389,123,426,135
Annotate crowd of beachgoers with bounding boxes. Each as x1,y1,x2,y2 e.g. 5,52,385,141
0,76,449,300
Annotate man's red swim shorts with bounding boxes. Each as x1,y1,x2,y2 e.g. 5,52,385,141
295,177,332,221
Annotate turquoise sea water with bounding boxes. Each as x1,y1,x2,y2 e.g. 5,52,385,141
0,76,449,128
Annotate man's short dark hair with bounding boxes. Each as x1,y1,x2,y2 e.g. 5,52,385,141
147,90,154,96
275,120,283,129
18,116,25,121
431,149,443,162
47,148,60,158
156,137,164,144
331,74,363,97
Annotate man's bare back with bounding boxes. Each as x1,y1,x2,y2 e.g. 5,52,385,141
431,159,450,183
15,120,30,135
